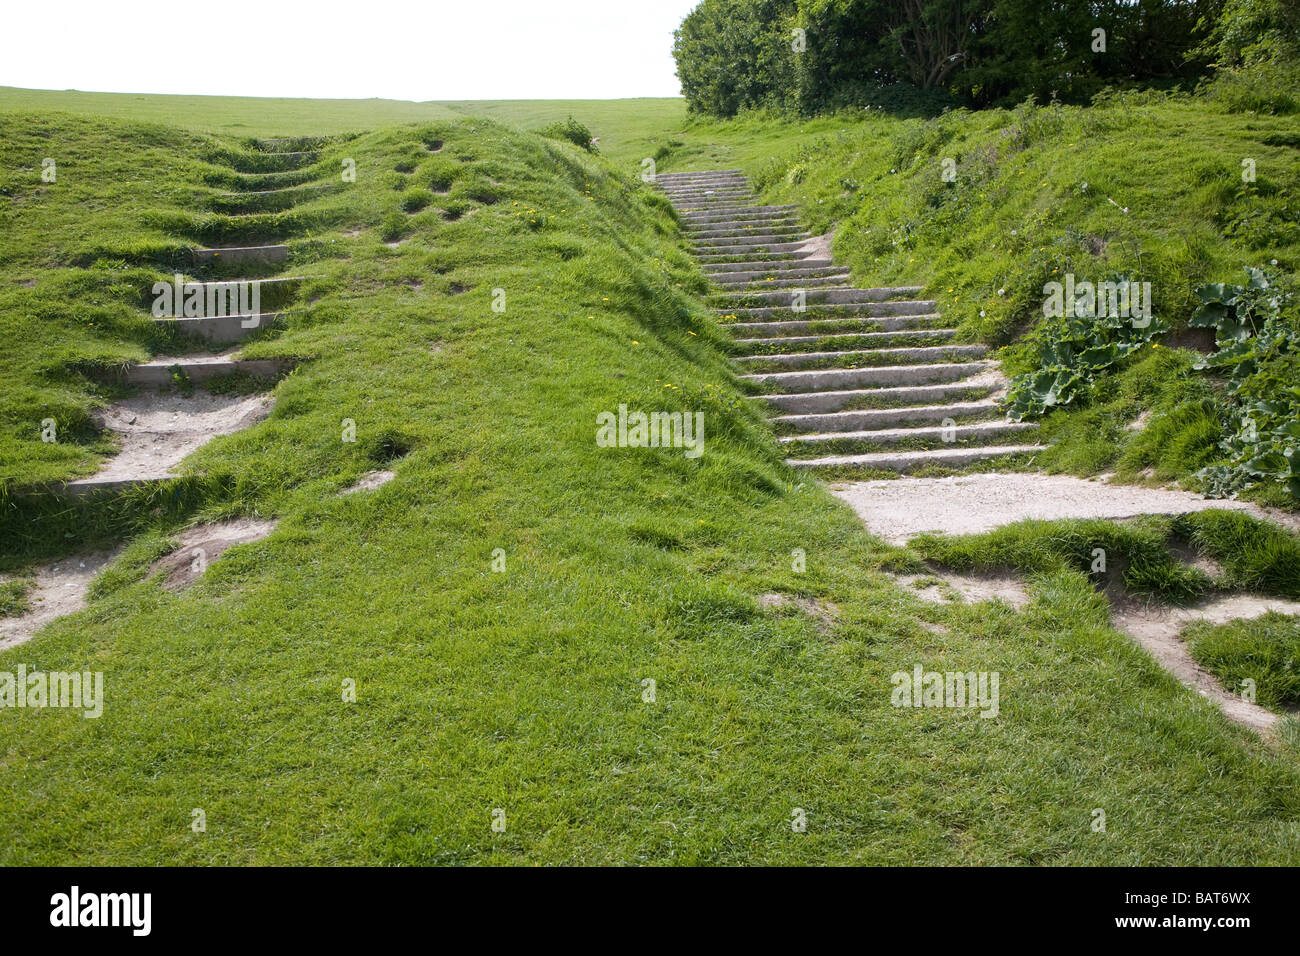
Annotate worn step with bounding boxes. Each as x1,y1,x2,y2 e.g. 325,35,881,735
153,312,289,345
772,400,1003,435
743,360,996,394
667,193,755,203
715,301,938,321
717,274,851,292
786,444,1048,472
713,286,926,307
681,206,797,223
762,375,1005,414
655,170,744,180
59,392,274,496
687,217,802,233
713,265,849,285
209,184,330,214
738,344,987,372
734,329,957,355
120,354,291,386
704,257,832,274
725,314,946,337
697,247,820,262
781,420,1038,456
190,245,289,267
693,231,811,246
698,252,813,266
151,275,313,314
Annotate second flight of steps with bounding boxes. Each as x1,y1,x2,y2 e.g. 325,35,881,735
655,170,1045,473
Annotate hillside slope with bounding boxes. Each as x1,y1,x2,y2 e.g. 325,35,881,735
2,113,1300,864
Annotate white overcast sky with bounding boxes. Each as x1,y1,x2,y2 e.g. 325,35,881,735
3,0,702,100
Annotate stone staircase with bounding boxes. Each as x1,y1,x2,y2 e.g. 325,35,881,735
656,170,1046,473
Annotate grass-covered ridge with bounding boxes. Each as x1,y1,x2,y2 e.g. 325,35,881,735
4,109,1300,865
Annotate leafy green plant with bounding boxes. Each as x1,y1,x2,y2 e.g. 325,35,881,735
1004,283,1167,421
539,116,598,153
1190,267,1300,498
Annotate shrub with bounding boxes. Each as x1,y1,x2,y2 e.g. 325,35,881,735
539,116,598,153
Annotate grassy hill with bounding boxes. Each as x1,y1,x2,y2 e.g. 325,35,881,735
0,87,685,165
2,94,1300,864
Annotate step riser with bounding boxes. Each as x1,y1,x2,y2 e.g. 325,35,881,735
704,258,832,273
775,402,1001,433
190,246,289,267
696,244,820,259
694,236,813,249
727,316,946,337
682,209,796,223
153,313,287,345
739,346,987,371
744,362,994,394
713,268,848,284
121,359,289,387
716,302,938,320
735,331,956,354
763,383,999,414
699,253,814,265
714,287,926,306
782,422,1035,449
687,219,802,233
717,277,850,291
786,446,1047,472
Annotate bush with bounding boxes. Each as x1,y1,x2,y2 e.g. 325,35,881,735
539,116,598,153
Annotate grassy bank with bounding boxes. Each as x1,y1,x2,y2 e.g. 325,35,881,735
2,109,1300,864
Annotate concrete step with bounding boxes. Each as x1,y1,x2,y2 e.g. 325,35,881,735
152,275,313,314
696,243,816,261
190,245,288,267
781,421,1039,454
773,401,1004,434
655,170,744,180
667,193,755,203
726,314,947,337
717,275,850,291
742,360,996,394
713,286,926,307
734,329,957,354
737,344,988,371
761,377,1005,414
153,312,289,345
704,257,832,273
712,265,848,284
785,444,1048,472
120,354,291,386
681,206,798,223
694,233,813,248
715,301,936,321
698,252,813,266
686,217,802,233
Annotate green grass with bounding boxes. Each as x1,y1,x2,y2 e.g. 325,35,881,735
3,100,1300,864
0,578,32,618
905,511,1300,605
1187,614,1300,712
0,88,685,166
